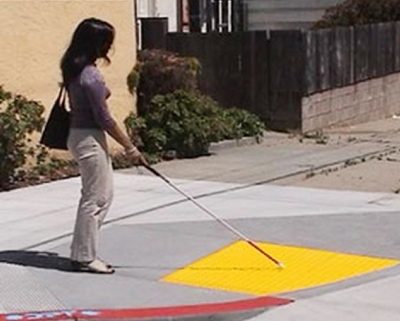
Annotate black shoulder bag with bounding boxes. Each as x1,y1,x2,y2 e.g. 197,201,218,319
40,86,70,150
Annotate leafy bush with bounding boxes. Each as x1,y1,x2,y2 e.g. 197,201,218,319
314,0,400,29
125,49,265,161
127,49,201,115
220,108,265,140
125,90,265,159
0,86,45,189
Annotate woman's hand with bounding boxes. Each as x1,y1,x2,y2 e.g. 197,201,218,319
125,146,149,166
105,123,149,166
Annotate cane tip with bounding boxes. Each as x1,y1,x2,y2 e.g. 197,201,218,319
277,262,285,269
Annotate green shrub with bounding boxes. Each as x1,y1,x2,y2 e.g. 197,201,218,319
127,49,201,115
126,91,211,158
314,0,400,29
0,86,45,189
125,90,265,159
220,108,265,140
125,49,265,161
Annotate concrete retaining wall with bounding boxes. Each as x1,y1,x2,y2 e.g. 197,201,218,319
301,73,400,132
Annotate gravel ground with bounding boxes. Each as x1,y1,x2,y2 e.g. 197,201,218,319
274,118,400,193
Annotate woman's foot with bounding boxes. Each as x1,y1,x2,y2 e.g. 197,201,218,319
72,259,115,274
98,257,113,269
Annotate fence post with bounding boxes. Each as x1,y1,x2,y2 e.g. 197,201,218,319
317,28,334,91
304,30,318,95
354,24,370,83
268,30,306,131
395,22,400,72
241,31,268,119
140,17,168,50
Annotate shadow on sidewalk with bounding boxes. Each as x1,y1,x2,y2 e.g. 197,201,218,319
0,250,77,272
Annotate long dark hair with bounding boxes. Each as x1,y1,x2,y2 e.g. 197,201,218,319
61,18,115,85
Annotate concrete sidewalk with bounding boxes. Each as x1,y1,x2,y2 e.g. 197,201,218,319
1,118,400,320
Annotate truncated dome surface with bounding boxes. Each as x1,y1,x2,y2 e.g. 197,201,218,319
163,241,399,295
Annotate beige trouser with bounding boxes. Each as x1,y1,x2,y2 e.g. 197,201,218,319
67,128,113,262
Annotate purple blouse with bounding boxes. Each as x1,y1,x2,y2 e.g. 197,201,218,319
68,65,116,131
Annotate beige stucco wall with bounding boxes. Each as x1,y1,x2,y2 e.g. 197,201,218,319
0,0,137,149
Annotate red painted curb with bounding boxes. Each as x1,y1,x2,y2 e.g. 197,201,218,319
0,296,293,321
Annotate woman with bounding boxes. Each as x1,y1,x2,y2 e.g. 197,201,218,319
62,18,147,274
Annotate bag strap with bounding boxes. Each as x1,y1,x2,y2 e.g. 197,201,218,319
56,85,67,109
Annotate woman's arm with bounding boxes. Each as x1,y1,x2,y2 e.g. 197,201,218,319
105,122,148,166
81,66,148,165
106,122,135,151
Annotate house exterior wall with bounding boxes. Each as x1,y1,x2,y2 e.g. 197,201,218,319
0,0,137,149
244,0,343,30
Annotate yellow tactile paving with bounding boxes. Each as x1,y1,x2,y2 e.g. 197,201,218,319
163,241,399,295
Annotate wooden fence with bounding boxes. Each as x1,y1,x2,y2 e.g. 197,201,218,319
167,31,268,119
305,22,400,95
145,21,400,131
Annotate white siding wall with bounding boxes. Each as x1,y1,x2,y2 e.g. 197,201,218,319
244,0,344,30
137,0,177,31
155,0,178,31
